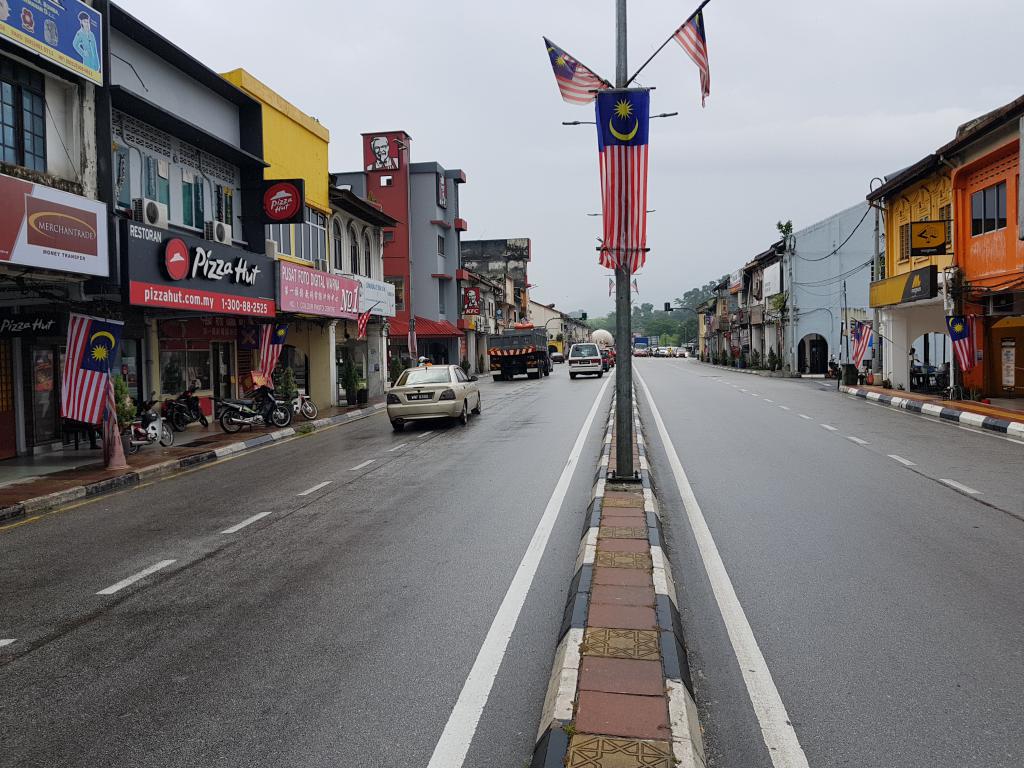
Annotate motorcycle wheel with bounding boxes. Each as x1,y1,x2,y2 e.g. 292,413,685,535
199,413,209,428
171,410,188,432
301,399,318,420
271,405,293,428
160,423,174,447
126,436,140,455
220,410,243,433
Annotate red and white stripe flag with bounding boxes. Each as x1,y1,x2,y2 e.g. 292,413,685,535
851,320,872,368
543,37,609,105
357,309,372,340
255,323,287,385
61,313,124,424
674,10,711,107
947,315,977,372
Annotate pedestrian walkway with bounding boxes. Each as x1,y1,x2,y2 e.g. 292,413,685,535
842,384,1024,436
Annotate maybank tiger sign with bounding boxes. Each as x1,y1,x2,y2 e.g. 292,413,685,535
869,265,938,308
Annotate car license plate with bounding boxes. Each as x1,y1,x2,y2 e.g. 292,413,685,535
407,393,431,401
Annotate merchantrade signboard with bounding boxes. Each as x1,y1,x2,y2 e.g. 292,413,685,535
0,0,103,85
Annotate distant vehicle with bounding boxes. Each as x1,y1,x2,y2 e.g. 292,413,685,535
654,347,670,358
551,351,565,364
387,364,481,431
600,348,611,372
591,329,615,349
488,324,551,380
633,347,649,357
674,348,687,358
568,342,603,379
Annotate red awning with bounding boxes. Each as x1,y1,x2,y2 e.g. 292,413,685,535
388,316,464,338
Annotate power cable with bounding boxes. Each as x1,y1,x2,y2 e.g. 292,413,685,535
792,206,872,262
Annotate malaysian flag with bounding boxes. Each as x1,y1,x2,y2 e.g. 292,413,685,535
608,277,614,297
543,37,609,105
596,89,650,274
357,309,372,340
674,10,711,107
61,313,124,424
851,320,872,368
947,315,977,372
408,327,418,360
254,323,288,386
632,278,639,294
102,375,120,467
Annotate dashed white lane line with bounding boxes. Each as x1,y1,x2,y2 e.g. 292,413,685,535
417,431,433,438
221,511,273,533
298,481,332,496
750,392,761,397
846,436,869,445
96,559,176,595
763,398,774,403
348,459,375,471
778,405,791,411
798,414,812,420
820,424,838,432
387,443,408,452
888,454,916,466
0,639,15,647
941,479,981,495
636,371,810,768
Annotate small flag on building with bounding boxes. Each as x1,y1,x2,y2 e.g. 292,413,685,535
608,277,614,297
61,313,124,424
596,88,650,274
673,10,711,107
632,278,639,294
947,315,977,372
408,328,418,360
255,323,288,386
543,37,609,105
357,309,372,340
851,320,872,368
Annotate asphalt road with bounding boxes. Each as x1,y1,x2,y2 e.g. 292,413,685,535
0,368,612,768
636,358,1024,768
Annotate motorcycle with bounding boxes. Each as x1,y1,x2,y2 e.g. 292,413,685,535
125,394,174,454
164,381,209,432
216,386,293,433
292,392,319,420
826,357,841,379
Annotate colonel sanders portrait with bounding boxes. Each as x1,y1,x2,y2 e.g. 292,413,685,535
366,136,399,171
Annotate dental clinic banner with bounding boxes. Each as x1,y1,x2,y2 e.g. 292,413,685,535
0,0,103,86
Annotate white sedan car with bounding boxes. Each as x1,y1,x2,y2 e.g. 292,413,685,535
386,365,481,431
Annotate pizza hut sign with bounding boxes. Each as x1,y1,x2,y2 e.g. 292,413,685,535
163,237,261,286
261,179,305,225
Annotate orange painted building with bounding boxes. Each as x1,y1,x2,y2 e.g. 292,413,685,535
946,97,1024,398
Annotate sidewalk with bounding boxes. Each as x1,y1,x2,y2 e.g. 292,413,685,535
0,402,386,524
841,384,1024,437
533,397,704,768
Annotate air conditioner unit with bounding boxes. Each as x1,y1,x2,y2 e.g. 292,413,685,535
314,258,329,273
990,294,1017,316
132,198,168,229
204,220,232,245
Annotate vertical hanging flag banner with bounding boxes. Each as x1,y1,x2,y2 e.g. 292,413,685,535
674,10,711,106
947,315,977,372
254,323,288,386
596,89,650,274
851,320,872,368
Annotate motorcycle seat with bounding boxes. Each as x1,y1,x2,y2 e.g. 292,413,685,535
221,398,254,407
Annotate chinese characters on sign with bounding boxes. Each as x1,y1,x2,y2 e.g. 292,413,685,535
277,262,360,319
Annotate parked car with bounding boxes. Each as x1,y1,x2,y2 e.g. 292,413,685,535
386,364,481,431
567,343,603,379
551,351,565,364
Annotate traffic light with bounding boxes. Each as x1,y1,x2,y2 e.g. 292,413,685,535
664,302,673,312
581,312,588,320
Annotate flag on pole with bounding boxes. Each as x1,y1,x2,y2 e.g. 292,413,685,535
673,10,711,107
947,315,976,372
851,320,872,368
608,277,614,297
408,328,418,360
631,278,639,294
596,89,650,274
357,309,372,340
254,323,288,386
61,313,124,424
543,37,609,105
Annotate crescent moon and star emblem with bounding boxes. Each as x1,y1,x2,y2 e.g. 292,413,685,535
609,98,639,142
89,330,116,363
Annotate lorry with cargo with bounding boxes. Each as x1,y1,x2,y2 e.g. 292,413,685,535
488,325,551,381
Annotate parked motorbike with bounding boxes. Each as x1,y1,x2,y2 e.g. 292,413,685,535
216,386,293,433
125,394,174,454
826,357,841,379
164,381,209,432
292,392,319,420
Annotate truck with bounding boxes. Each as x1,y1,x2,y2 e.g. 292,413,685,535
488,325,551,381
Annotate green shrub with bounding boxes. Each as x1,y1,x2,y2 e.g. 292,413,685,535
113,375,135,427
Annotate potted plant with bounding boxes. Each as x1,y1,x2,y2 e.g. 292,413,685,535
273,366,298,403
341,361,359,406
357,378,368,405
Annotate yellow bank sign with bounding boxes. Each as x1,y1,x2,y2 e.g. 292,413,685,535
870,265,938,307
910,220,948,257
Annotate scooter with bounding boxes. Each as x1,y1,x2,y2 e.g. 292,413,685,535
292,392,319,420
125,394,174,454
164,381,209,432
216,386,293,433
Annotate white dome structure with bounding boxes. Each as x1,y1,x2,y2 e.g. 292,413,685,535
591,329,614,348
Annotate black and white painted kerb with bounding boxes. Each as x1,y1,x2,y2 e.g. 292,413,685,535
532,394,705,768
841,385,1024,438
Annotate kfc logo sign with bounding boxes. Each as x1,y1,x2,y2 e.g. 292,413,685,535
261,179,305,225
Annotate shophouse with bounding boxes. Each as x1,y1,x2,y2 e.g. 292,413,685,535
867,155,953,391
528,300,591,357
457,267,502,375
737,242,785,367
106,7,272,418
943,96,1024,400
0,0,110,457
460,238,532,331
784,203,874,374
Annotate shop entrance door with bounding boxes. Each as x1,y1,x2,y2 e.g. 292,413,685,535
211,342,234,406
0,340,16,459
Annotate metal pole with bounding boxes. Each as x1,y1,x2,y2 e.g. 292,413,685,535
872,204,882,375
614,0,634,478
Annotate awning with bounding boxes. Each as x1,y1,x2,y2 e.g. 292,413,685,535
388,316,464,338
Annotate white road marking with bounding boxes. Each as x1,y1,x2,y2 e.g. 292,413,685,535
298,481,332,496
221,511,273,533
636,371,809,768
888,454,916,466
941,479,981,495
798,414,812,420
0,639,15,647
740,388,748,392
426,376,611,768
387,443,408,452
750,392,761,397
958,425,1024,445
96,559,176,595
820,424,838,431
417,431,433,438
846,436,868,445
348,459,375,471
778,405,791,411
763,398,774,403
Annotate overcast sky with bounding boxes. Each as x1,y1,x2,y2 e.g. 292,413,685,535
117,0,1024,316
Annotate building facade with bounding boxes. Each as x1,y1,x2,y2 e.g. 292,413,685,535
460,238,532,330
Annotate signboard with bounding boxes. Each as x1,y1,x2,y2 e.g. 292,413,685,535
278,261,359,319
356,275,396,316
0,311,63,339
869,265,938,307
0,172,108,277
462,286,481,315
762,261,782,297
1002,338,1016,389
0,0,103,85
261,179,305,225
365,134,400,171
729,270,742,294
437,174,448,209
910,220,948,257
122,220,275,317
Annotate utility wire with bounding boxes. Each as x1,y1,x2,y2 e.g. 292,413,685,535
792,206,872,262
